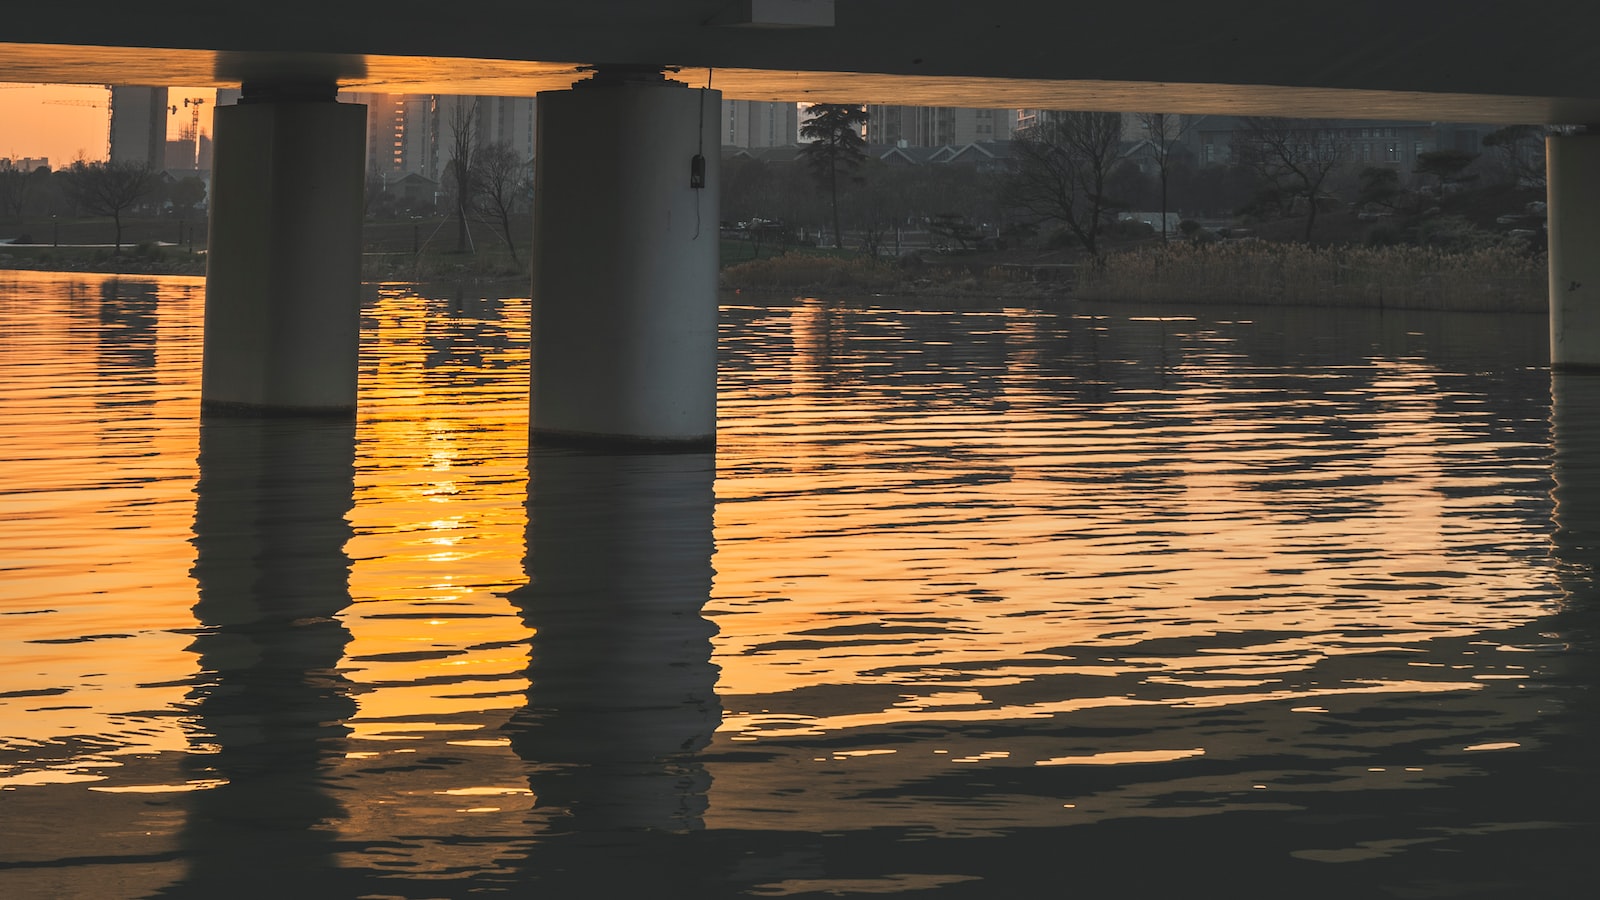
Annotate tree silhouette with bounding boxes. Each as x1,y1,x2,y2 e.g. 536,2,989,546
169,176,207,220
59,160,155,254
1238,117,1348,243
444,97,480,253
1136,113,1196,242
1005,111,1123,258
1482,125,1546,188
799,104,869,249
0,169,30,218
473,141,531,265
1414,149,1479,195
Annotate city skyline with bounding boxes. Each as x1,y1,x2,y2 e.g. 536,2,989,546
1,83,216,167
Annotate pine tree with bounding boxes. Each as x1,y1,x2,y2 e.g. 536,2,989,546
798,104,869,249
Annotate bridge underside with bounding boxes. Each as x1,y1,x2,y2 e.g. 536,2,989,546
3,41,1600,125
5,1,1600,123
5,41,1600,124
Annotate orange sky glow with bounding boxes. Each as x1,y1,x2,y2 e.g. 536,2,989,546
0,83,216,167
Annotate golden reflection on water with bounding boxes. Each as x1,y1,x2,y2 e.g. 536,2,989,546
703,298,1559,837
710,302,1549,714
340,285,531,741
0,273,1584,892
0,273,204,777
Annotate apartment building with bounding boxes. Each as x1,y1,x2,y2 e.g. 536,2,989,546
867,106,1014,147
723,100,799,148
108,86,167,167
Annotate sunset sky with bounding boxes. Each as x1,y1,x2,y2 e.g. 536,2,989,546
0,83,216,167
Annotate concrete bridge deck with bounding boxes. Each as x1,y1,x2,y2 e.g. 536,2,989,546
4,2,1600,122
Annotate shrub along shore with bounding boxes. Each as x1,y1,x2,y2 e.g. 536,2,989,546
1075,241,1546,312
720,241,1549,313
3,228,1549,314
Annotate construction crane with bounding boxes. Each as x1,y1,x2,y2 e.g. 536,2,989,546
182,96,206,141
43,98,105,108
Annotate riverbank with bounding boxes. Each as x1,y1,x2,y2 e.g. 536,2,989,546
719,241,1548,312
3,232,1550,313
718,250,1077,301
0,243,208,276
1075,241,1547,312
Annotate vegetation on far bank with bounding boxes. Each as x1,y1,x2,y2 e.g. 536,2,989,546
4,218,1550,314
0,240,207,276
1075,241,1546,312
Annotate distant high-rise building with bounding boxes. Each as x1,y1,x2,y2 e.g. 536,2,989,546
1017,109,1127,143
722,101,798,148
867,106,1013,146
344,93,535,183
344,92,436,179
474,95,537,161
109,86,168,167
0,157,49,172
165,137,196,170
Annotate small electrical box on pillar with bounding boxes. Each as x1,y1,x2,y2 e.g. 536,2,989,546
690,154,706,189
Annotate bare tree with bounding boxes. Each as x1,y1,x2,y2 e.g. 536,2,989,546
1136,113,1197,242
444,98,480,253
1482,125,1548,189
59,160,156,254
1238,117,1348,242
364,172,389,216
473,141,530,265
1005,111,1123,258
0,169,32,218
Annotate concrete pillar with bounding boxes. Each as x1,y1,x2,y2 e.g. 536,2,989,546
530,71,720,447
1548,133,1600,369
203,83,366,413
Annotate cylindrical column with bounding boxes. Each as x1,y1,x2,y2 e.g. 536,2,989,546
1549,133,1600,369
531,74,720,447
203,84,365,413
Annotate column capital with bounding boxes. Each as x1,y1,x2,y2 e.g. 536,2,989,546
238,80,339,104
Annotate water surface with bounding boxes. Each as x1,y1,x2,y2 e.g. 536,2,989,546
1,271,1595,896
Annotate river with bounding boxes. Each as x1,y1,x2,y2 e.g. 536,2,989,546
0,270,1594,897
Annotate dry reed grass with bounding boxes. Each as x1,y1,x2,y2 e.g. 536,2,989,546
1075,242,1547,312
720,254,902,291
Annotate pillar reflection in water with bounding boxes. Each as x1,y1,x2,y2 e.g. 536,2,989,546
1551,373,1600,610
169,415,357,896
506,449,720,846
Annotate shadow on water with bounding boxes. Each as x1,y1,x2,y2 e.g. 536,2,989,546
496,449,722,891
1545,372,1600,813
95,278,160,375
161,414,359,897
1552,372,1600,616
